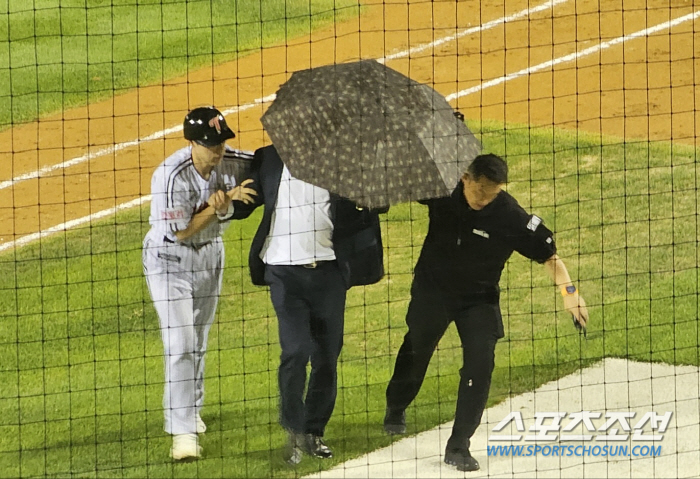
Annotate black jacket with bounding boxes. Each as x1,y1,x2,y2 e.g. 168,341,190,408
232,145,386,289
414,183,557,299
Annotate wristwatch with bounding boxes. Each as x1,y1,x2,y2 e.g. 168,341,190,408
561,285,577,296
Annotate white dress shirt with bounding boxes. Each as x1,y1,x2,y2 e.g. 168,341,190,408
260,165,336,265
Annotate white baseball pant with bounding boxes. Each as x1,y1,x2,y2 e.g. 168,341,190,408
143,233,224,435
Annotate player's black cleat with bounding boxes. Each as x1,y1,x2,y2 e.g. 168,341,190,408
383,407,407,435
444,448,480,472
302,434,333,459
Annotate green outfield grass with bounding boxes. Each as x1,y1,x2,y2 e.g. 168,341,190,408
0,122,698,477
0,0,360,128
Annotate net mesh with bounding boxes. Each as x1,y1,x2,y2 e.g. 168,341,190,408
0,0,698,477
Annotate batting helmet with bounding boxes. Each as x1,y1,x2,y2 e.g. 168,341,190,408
183,106,235,146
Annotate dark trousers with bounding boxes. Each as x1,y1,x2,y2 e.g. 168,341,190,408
265,262,347,436
386,285,501,451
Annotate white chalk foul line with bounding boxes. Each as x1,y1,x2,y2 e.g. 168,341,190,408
0,96,276,192
10,4,694,253
0,0,566,192
446,9,700,101
0,196,151,252
378,0,569,63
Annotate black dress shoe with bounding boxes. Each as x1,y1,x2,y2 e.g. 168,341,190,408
302,434,333,458
383,407,406,435
444,448,480,472
283,432,304,465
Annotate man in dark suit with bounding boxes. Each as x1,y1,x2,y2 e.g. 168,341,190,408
232,144,386,464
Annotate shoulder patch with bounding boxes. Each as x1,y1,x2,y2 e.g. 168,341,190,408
160,208,186,220
526,215,542,232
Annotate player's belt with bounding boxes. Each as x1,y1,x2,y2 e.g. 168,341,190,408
301,260,335,269
163,236,213,251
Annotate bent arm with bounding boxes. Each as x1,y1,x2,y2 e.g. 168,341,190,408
176,187,246,241
174,206,218,242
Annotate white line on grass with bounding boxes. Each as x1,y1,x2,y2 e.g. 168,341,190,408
0,196,151,253
0,0,567,192
5,7,697,254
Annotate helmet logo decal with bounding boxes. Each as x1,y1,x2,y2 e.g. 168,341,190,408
209,115,223,134
183,107,233,144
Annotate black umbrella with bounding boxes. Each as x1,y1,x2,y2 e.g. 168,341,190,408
261,59,481,209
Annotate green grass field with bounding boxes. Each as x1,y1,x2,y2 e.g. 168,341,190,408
1,122,698,478
0,0,360,128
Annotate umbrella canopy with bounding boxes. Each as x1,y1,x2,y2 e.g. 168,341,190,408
261,59,481,208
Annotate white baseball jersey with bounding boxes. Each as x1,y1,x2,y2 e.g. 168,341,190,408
147,145,253,245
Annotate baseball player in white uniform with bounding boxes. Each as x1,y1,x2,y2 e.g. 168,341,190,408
142,106,256,460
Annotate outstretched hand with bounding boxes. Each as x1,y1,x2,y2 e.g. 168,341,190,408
226,179,257,204
564,293,589,330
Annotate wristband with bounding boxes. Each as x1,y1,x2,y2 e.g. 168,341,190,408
561,285,577,296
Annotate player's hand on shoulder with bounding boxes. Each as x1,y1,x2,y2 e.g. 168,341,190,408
227,179,257,204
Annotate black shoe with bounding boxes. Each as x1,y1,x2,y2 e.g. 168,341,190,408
444,448,480,472
302,434,333,459
383,407,406,435
283,432,304,465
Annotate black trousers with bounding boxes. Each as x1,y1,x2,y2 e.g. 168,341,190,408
386,284,502,451
265,262,347,436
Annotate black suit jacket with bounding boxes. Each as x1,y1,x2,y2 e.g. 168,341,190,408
232,145,386,289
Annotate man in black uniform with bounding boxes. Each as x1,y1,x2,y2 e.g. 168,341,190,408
383,153,589,471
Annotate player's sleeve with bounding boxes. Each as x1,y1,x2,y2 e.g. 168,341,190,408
216,148,255,222
230,147,265,220
151,166,192,234
505,203,557,264
223,147,254,186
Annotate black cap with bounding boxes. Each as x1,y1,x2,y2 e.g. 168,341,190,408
183,106,235,146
